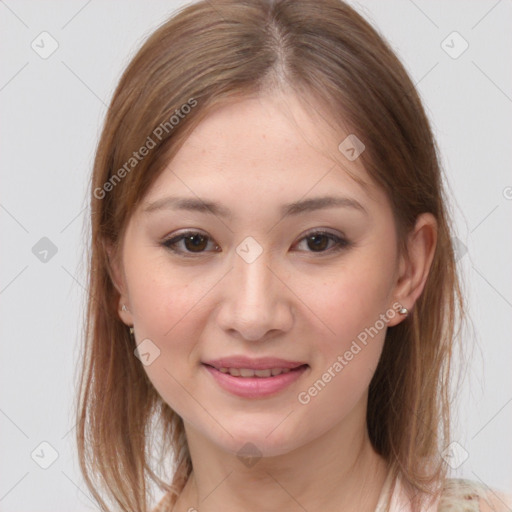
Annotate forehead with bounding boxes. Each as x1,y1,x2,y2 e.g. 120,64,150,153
142,93,388,217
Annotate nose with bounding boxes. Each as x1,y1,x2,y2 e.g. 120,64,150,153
215,247,294,342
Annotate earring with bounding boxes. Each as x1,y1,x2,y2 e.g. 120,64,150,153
129,326,134,336
122,304,128,312
398,307,409,316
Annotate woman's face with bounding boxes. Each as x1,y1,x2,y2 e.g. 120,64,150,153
116,93,407,458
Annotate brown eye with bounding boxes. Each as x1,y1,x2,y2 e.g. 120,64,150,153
162,231,219,256
183,233,208,252
306,234,330,252
295,231,350,254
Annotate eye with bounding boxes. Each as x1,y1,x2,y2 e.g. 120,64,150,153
162,231,220,256
294,230,350,254
162,229,350,257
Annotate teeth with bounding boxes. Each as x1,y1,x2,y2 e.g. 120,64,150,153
217,367,293,377
254,369,272,377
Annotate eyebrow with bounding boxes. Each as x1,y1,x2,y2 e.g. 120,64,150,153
142,195,367,218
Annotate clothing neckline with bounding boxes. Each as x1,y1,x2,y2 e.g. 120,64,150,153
374,471,443,512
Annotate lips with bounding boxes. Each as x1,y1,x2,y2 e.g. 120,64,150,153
202,360,309,398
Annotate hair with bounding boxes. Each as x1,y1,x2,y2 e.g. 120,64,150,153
76,0,465,511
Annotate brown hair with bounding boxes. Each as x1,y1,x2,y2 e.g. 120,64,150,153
76,0,464,510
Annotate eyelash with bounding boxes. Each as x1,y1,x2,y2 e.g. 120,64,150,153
161,229,351,258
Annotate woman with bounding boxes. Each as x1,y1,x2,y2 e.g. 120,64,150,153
76,1,510,511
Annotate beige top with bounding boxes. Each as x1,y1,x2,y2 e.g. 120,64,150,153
153,474,512,512
374,472,512,512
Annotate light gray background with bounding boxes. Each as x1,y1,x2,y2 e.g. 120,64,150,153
1,1,511,510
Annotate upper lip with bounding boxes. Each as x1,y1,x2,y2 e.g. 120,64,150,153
203,356,308,370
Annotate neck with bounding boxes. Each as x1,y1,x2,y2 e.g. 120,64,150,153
174,409,389,512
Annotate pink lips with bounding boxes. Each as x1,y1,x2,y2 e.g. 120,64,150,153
202,356,309,399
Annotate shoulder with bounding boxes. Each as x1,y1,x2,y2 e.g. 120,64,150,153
154,478,512,512
438,479,512,512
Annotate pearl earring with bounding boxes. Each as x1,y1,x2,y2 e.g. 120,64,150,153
122,304,128,312
398,307,409,316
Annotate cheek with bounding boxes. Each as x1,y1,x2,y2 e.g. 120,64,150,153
299,252,395,406
310,256,395,346
310,279,388,385
297,279,388,435
123,253,207,396
127,269,206,416
126,248,209,338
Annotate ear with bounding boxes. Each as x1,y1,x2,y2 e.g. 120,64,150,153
103,239,133,326
387,213,437,327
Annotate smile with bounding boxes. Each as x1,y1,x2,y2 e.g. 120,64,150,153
202,363,309,398
216,367,295,377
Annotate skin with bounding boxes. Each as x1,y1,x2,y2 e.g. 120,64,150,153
111,92,437,512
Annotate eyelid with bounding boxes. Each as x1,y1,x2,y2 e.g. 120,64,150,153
298,227,344,239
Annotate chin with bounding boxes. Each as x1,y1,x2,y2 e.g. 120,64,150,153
213,422,302,459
